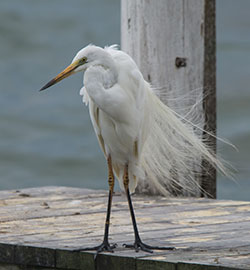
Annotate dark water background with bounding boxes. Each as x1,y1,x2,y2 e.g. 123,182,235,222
0,0,249,201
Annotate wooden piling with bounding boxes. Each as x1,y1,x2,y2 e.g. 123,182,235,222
121,0,217,198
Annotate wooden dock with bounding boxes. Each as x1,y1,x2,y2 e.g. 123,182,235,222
0,186,249,269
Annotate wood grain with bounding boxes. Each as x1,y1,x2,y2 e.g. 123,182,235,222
0,187,249,269
121,0,216,197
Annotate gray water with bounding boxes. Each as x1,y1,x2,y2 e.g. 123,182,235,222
0,0,249,201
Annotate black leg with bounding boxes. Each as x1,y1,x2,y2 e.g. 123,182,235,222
123,164,175,253
75,155,117,258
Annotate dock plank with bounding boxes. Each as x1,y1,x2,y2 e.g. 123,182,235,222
0,186,249,269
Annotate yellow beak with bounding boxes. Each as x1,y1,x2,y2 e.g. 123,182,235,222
40,61,80,91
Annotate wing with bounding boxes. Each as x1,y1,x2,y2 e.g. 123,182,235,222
79,85,106,157
88,97,107,157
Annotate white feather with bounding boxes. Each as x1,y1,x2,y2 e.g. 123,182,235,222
79,87,89,105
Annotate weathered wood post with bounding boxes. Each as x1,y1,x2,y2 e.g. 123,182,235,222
121,0,216,198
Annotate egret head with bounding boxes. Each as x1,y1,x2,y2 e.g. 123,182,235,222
40,45,109,91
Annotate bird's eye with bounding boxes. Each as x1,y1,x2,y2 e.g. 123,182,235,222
79,57,87,65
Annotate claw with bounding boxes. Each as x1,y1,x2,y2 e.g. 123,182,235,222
123,240,175,253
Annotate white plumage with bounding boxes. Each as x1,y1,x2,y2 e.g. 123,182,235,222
78,45,150,193
75,45,225,196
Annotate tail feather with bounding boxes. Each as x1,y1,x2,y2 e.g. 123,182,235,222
137,87,230,197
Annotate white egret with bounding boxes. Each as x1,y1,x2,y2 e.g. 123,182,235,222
40,45,227,255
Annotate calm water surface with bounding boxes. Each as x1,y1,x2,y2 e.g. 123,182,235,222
0,0,249,201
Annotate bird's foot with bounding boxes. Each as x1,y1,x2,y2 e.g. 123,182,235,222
74,241,117,259
123,239,175,253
